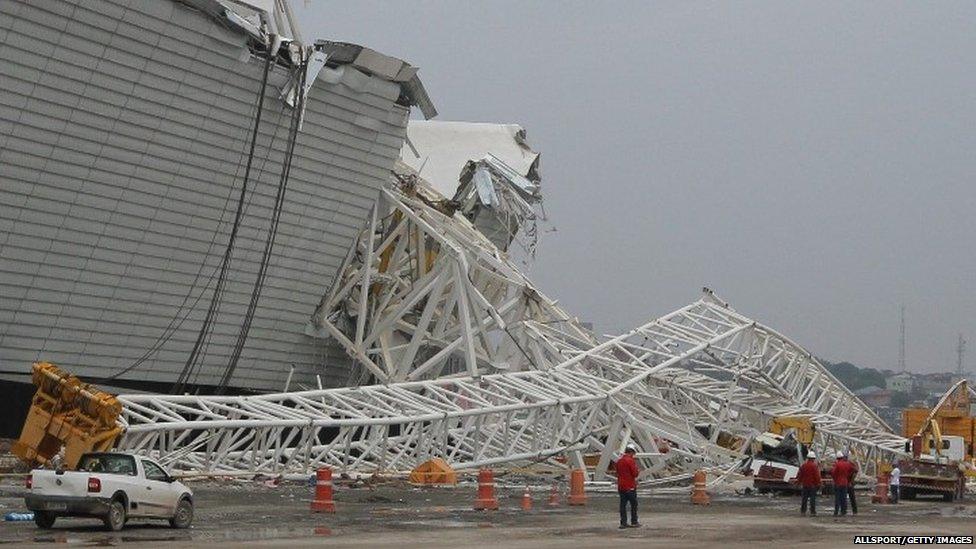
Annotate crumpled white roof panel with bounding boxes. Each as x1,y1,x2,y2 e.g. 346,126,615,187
400,121,540,198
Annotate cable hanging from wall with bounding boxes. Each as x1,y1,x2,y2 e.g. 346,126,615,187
215,49,311,394
170,37,278,395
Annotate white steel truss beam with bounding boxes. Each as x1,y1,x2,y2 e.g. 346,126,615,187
117,293,905,476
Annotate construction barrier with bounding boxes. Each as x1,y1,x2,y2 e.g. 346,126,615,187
521,486,532,511
691,469,711,505
473,469,499,510
311,467,336,513
568,468,587,506
872,472,890,504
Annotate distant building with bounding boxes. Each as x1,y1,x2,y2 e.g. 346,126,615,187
886,372,914,393
917,372,955,393
854,386,892,408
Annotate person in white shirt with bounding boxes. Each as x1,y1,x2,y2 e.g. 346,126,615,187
889,465,901,504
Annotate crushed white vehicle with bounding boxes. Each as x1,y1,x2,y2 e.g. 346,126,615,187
25,453,193,531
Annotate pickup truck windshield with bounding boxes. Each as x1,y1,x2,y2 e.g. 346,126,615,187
78,454,137,476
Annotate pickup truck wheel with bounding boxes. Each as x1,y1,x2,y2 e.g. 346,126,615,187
169,499,193,529
103,499,126,531
33,511,56,529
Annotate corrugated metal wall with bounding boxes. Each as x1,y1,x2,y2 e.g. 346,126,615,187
0,0,407,391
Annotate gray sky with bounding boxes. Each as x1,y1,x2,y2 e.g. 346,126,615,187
296,1,975,374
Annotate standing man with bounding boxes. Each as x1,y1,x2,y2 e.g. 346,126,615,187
889,464,901,504
847,455,859,515
796,451,821,516
616,445,640,529
830,451,853,517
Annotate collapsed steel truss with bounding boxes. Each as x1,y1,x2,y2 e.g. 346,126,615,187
307,177,592,384
115,176,907,477
117,292,905,476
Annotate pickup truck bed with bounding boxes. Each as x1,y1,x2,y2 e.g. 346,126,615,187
25,491,113,517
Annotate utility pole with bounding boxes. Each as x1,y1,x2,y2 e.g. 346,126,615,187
957,333,966,380
899,305,906,372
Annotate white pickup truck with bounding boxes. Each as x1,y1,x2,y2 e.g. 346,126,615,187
25,452,193,531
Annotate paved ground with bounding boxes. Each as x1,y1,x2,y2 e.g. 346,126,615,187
1,478,974,548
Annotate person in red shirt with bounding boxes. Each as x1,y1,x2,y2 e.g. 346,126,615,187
796,451,822,516
830,451,855,516
615,445,640,528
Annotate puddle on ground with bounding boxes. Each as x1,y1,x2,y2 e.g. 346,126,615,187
0,526,334,545
204,526,343,542
890,503,976,518
933,505,976,518
25,534,189,546
398,520,472,529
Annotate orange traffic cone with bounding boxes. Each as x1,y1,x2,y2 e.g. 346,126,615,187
521,486,532,511
690,469,710,505
311,467,336,513
548,483,560,507
473,468,499,510
568,468,587,506
872,472,890,504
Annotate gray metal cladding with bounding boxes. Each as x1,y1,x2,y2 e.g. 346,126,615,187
0,0,408,390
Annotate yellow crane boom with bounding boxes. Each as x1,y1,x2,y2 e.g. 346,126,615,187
11,362,122,470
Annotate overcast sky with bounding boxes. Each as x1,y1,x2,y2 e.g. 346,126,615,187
296,1,975,374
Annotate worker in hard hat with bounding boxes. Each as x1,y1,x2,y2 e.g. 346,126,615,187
615,445,640,529
829,451,855,517
889,464,901,504
796,451,821,516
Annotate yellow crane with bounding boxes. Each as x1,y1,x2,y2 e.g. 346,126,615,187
12,362,122,470
903,379,974,461
768,416,815,445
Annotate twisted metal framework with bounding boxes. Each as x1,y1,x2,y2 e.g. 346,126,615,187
307,176,592,384
623,296,905,471
117,292,905,476
115,176,906,476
